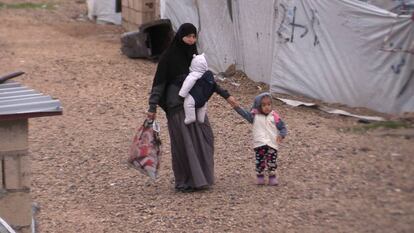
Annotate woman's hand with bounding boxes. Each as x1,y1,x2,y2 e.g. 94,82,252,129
226,96,239,108
147,111,156,120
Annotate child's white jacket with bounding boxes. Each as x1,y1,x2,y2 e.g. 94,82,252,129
252,112,281,150
234,96,287,150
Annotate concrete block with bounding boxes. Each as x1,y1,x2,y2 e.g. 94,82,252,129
143,0,155,12
18,226,31,233
122,19,128,31
0,150,28,190
143,11,154,23
123,21,130,31
131,0,155,12
0,120,28,152
134,23,139,31
19,155,30,189
129,21,138,31
0,192,32,227
4,156,20,189
122,0,129,7
135,13,143,26
135,11,155,26
135,12,143,25
154,0,160,19
131,8,136,23
129,8,136,24
122,7,128,23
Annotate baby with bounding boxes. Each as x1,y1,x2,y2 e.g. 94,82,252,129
179,53,209,124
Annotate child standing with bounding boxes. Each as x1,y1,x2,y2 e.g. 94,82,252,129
178,53,209,124
234,93,287,185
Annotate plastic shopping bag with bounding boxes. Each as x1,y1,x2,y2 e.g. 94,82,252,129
128,119,162,179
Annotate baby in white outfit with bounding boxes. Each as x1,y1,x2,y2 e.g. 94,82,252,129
178,53,208,124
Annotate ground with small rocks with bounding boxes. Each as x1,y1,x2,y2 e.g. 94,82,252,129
0,1,413,232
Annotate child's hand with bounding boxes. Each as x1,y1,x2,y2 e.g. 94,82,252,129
226,96,239,108
276,136,284,144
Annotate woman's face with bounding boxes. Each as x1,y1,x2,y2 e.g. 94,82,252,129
182,33,197,45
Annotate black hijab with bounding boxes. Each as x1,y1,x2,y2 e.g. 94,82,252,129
151,23,198,89
169,23,198,66
149,23,199,113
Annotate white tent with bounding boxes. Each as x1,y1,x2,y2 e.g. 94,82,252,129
87,0,121,25
362,0,414,14
160,0,414,114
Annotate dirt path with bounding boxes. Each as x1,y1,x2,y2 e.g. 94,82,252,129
1,1,413,233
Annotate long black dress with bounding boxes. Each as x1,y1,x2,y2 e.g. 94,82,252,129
148,23,229,190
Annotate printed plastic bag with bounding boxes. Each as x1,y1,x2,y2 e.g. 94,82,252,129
128,119,162,179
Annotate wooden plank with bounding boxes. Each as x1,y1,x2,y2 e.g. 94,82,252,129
0,119,28,151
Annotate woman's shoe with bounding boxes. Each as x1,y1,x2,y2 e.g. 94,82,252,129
181,186,195,193
175,185,194,193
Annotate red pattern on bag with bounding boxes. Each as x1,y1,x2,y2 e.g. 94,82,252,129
128,120,162,179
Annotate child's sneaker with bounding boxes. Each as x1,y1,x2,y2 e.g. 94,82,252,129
256,175,265,185
268,175,278,186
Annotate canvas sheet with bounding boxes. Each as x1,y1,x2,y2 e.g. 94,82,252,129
271,0,414,113
87,0,121,25
160,0,413,114
361,0,414,13
161,0,236,73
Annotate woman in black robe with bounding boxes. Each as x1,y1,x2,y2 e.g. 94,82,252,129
147,23,237,192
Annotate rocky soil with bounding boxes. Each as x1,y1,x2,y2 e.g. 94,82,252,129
0,1,413,232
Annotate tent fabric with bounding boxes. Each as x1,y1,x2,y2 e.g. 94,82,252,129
160,0,414,114
232,0,278,82
271,0,414,114
361,0,414,14
160,0,199,31
87,0,121,25
160,0,236,73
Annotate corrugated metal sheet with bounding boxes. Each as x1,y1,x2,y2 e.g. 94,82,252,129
0,81,62,118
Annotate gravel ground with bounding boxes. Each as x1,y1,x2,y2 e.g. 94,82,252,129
1,1,413,233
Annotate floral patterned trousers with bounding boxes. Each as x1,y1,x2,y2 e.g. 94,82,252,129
254,145,278,176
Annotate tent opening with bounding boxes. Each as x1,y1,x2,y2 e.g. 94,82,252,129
144,22,174,58
121,19,173,60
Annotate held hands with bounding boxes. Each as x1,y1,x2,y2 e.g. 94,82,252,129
147,111,156,120
226,96,239,108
